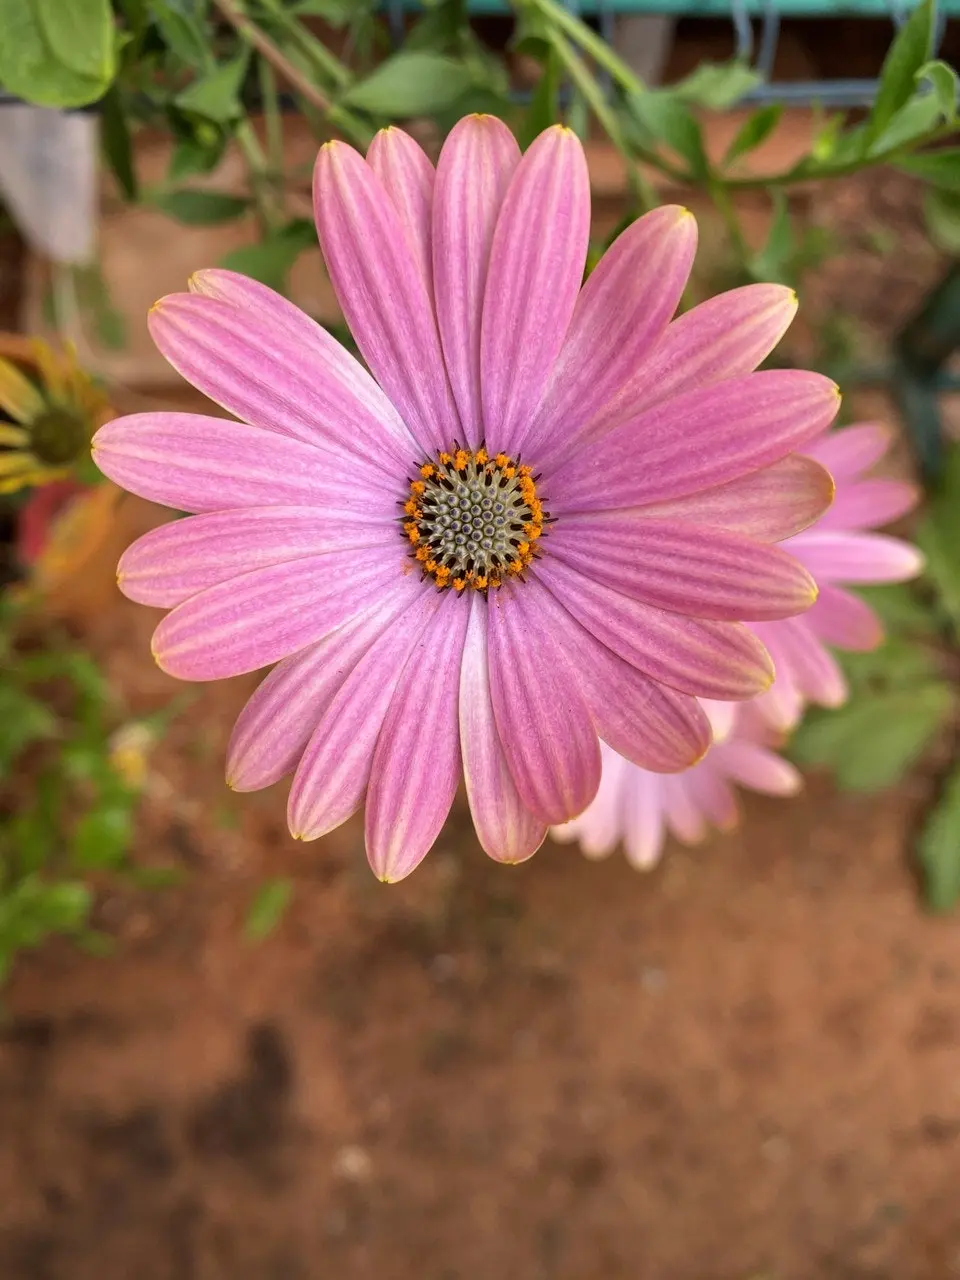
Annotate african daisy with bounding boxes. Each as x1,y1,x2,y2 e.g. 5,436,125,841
751,422,924,729
93,117,840,880
552,701,800,869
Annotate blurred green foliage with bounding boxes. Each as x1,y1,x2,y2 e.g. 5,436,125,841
791,447,960,912
0,597,174,983
1,0,954,306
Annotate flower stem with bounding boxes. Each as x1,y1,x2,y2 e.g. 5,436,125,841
258,56,285,215
235,118,280,234
549,29,659,214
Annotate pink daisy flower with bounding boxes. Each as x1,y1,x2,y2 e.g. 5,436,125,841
751,422,925,729
92,118,839,881
551,700,801,870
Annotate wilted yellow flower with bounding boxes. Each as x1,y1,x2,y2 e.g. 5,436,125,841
0,339,110,493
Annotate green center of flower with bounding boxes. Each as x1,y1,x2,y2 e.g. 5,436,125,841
402,447,546,591
30,406,88,466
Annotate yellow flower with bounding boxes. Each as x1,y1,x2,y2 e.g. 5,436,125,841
108,722,155,791
0,339,109,493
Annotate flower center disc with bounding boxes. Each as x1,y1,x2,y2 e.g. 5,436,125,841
30,407,88,466
402,447,546,592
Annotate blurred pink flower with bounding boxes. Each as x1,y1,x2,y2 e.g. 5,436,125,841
551,700,800,870
751,423,924,729
92,118,838,880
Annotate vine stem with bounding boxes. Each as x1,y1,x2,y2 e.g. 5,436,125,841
212,0,334,116
258,57,285,214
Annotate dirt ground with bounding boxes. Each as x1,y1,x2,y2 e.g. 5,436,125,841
3,38,960,1278
2,653,960,1280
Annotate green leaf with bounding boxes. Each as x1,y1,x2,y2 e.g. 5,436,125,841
72,804,133,870
0,0,111,107
0,876,91,957
924,186,960,255
790,683,951,792
673,60,762,110
894,147,960,192
838,636,941,696
175,50,250,124
244,878,293,941
289,0,369,20
219,218,316,291
340,51,473,117
723,104,782,167
750,190,794,284
167,132,227,181
918,767,960,911
626,90,708,178
0,686,57,776
866,0,934,146
100,83,138,201
869,90,943,155
519,47,560,149
809,112,847,165
915,446,960,635
6,807,58,877
150,188,250,225
855,583,941,638
916,59,959,120
34,0,115,82
151,0,209,68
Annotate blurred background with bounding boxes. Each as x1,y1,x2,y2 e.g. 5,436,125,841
1,2,960,1276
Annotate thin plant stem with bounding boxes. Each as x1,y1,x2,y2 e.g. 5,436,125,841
550,30,659,213
235,117,281,233
258,56,285,214
254,0,352,89
526,0,645,97
709,177,750,269
213,0,335,114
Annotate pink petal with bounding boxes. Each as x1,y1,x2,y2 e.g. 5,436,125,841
545,371,841,512
552,747,630,860
804,423,891,480
790,531,924,584
719,740,801,796
365,592,469,881
750,628,806,730
226,578,422,790
487,581,601,825
366,127,435,295
533,577,711,772
752,616,847,710
638,455,835,543
432,115,521,448
314,141,458,454
621,766,668,869
522,206,697,460
149,288,417,468
805,583,884,651
287,587,442,841
537,557,774,700
481,126,591,455
683,766,738,831
151,547,407,680
815,478,918,532
118,507,394,607
549,514,818,621
459,594,546,863
92,413,396,515
662,774,708,844
586,283,798,440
